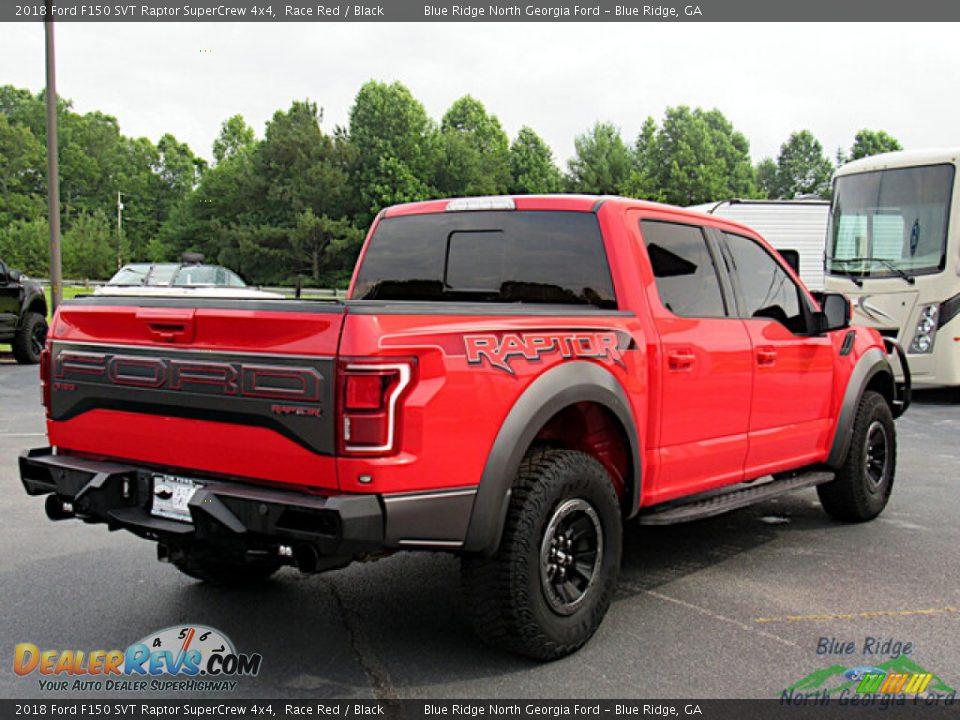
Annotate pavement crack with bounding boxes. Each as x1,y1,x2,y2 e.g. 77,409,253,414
326,577,401,704
645,589,799,648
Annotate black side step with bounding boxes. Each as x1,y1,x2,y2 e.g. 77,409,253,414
636,471,834,526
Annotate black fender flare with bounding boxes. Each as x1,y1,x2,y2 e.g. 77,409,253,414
462,360,641,555
826,346,894,468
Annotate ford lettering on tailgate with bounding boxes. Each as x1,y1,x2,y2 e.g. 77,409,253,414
50,344,335,455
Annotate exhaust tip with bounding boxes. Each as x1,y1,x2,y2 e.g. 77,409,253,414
293,544,320,574
45,495,75,521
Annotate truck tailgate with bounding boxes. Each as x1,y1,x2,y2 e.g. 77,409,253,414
46,298,345,490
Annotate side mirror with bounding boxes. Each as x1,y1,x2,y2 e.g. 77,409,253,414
9,268,22,282
820,292,851,332
778,249,801,275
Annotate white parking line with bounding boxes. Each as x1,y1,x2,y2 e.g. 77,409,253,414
0,432,45,438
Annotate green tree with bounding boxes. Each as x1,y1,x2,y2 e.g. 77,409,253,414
63,212,114,280
0,114,45,224
625,106,757,205
567,122,632,195
848,129,902,162
160,100,361,287
212,114,256,164
0,84,202,268
0,218,49,276
434,95,511,197
774,130,833,198
755,158,778,199
508,126,563,194
348,81,436,221
156,133,206,199
291,209,365,283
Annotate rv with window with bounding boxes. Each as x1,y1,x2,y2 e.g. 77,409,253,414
824,149,959,387
689,199,830,290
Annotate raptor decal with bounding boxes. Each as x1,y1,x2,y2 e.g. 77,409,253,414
464,331,627,374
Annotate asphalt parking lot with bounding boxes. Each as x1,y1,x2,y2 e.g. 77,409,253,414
1,354,958,700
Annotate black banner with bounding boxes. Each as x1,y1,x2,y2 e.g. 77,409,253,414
4,0,960,22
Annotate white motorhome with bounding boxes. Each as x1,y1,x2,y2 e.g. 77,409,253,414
689,199,830,289
824,149,959,387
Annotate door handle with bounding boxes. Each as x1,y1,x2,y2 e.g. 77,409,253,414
147,322,190,342
136,308,196,343
668,350,696,371
757,346,777,366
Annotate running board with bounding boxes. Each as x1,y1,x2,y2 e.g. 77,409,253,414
636,471,834,526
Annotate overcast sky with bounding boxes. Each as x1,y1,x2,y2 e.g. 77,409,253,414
2,22,958,167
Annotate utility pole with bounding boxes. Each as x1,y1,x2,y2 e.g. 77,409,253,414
44,1,63,311
116,191,124,269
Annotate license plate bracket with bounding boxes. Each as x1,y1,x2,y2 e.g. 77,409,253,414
150,474,203,523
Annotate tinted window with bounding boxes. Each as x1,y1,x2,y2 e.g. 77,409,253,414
353,211,617,308
640,220,727,318
722,232,805,333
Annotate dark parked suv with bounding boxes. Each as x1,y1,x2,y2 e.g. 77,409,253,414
0,260,48,364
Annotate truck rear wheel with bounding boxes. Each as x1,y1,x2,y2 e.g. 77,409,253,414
461,449,622,660
818,390,896,522
12,312,47,365
169,548,281,587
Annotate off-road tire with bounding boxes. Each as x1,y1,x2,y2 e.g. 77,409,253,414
461,449,622,660
12,312,47,365
170,549,281,587
818,390,896,522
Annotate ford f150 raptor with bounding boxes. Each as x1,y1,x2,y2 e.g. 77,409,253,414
19,195,910,659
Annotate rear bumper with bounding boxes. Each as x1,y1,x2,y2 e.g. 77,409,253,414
19,448,476,564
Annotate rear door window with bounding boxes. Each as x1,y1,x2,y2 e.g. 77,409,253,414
640,220,728,318
353,211,617,308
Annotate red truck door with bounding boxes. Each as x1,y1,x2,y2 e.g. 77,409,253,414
636,218,753,501
714,231,835,475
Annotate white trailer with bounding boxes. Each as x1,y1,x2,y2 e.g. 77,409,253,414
688,199,830,290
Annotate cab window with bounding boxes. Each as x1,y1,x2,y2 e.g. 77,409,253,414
720,232,806,334
640,220,728,318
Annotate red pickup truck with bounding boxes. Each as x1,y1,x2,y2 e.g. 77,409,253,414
20,195,909,660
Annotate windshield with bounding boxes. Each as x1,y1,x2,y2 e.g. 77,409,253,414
146,264,179,285
107,264,152,286
827,164,954,278
172,265,247,287
174,265,219,286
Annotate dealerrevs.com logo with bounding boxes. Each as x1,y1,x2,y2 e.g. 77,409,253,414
14,625,262,692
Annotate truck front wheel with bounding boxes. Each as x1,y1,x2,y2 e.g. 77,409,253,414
818,390,896,522
461,449,622,660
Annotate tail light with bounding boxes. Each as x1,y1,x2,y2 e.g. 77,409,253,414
338,360,413,456
40,347,51,417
